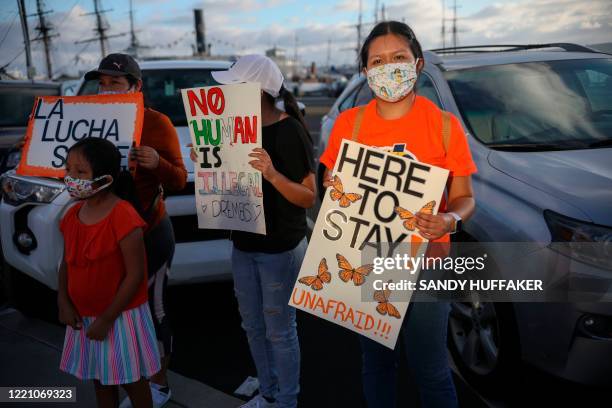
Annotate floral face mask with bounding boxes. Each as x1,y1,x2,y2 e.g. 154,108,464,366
64,175,113,199
366,60,419,102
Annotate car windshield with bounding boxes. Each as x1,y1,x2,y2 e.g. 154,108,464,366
0,86,60,127
79,68,221,126
446,58,612,151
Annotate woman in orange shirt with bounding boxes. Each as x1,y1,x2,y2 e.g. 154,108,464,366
320,21,477,407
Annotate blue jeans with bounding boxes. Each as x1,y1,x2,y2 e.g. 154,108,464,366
232,238,307,408
360,301,458,408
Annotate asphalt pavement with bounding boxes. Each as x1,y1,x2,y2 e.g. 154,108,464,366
166,280,491,408
0,304,244,408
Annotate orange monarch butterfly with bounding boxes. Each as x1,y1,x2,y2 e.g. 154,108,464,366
298,258,331,291
394,200,436,231
374,283,402,319
329,175,362,208
336,253,373,286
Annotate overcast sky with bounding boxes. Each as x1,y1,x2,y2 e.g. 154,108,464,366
1,0,610,78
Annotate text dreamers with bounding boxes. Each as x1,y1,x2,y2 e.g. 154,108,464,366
180,82,266,234
323,141,443,258
16,93,143,178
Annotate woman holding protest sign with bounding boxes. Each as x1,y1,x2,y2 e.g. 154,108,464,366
84,53,187,408
320,21,477,407
189,55,315,408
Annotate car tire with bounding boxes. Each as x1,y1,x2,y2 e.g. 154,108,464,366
446,245,522,396
1,260,59,323
448,298,522,394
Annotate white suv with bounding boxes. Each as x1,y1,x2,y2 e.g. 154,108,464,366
0,60,234,306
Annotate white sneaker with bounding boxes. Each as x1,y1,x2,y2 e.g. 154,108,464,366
239,395,277,408
118,395,132,408
150,383,172,408
119,383,171,408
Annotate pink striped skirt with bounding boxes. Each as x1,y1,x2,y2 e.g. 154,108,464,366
60,302,161,385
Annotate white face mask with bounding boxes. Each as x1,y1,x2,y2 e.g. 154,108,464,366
98,86,134,95
366,60,419,102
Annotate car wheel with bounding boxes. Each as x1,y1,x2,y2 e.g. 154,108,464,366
448,292,521,394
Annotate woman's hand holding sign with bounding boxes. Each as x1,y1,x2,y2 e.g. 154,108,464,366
322,167,334,188
131,145,160,169
187,143,198,162
249,147,316,209
248,147,279,182
415,212,454,240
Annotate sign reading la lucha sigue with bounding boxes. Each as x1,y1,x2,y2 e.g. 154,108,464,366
181,82,266,235
16,93,144,178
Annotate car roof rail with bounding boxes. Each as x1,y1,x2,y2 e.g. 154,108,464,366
429,43,601,54
423,50,443,65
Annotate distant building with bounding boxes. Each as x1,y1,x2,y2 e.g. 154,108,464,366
0,68,24,80
266,47,301,80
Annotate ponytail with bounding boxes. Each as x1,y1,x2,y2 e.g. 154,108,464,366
113,170,142,214
279,86,313,144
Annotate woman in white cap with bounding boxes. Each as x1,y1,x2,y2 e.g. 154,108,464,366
207,55,315,408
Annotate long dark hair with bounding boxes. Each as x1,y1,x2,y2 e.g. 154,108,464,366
359,21,424,71
264,87,313,144
67,138,141,211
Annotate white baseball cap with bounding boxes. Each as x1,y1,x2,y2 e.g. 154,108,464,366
212,54,285,98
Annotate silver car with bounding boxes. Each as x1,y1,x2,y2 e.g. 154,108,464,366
318,44,612,388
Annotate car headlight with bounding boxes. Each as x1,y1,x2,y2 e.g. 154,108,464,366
1,171,65,205
544,210,612,270
5,150,21,169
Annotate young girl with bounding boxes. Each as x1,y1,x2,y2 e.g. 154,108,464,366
192,54,316,408
84,53,188,407
58,138,161,408
321,21,477,407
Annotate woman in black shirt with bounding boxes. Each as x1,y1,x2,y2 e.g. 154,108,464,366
195,54,315,408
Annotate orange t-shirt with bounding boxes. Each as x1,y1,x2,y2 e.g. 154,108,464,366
136,108,188,228
320,96,477,243
60,200,148,317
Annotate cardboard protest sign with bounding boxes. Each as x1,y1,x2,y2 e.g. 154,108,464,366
289,140,449,349
16,93,144,178
181,83,265,234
